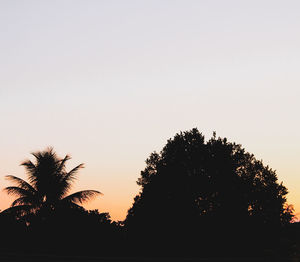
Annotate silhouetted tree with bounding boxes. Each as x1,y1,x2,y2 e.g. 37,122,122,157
125,129,294,257
27,206,121,255
2,147,101,223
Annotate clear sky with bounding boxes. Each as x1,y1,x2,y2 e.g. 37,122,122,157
0,0,299,221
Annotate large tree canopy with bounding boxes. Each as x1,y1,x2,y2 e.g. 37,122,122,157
125,129,294,254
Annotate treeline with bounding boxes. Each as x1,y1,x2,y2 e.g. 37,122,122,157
0,208,122,255
0,129,299,259
1,205,299,258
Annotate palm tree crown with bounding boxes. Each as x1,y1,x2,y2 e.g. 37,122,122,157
3,148,101,217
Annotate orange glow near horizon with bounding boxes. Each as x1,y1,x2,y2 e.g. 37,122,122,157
0,151,299,222
0,1,299,222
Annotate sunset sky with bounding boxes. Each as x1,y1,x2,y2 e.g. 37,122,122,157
0,0,299,221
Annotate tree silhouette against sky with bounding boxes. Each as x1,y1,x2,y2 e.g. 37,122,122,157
125,129,294,256
2,147,101,221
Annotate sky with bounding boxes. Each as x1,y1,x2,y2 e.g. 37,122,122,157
0,0,299,221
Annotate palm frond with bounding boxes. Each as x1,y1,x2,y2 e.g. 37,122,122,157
20,160,36,174
57,201,83,210
57,154,71,173
4,186,33,198
64,163,84,182
11,196,39,207
31,151,42,160
58,163,85,195
1,205,35,216
31,147,54,160
62,190,101,204
5,175,36,193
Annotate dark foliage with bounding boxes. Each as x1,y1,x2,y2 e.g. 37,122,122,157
2,148,101,222
27,207,121,255
0,139,297,259
0,148,116,256
0,207,122,256
125,128,294,257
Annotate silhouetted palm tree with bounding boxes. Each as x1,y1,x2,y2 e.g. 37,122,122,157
2,147,101,218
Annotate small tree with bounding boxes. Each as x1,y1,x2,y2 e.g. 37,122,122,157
2,147,101,221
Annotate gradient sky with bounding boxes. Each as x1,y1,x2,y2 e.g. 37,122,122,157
0,0,299,221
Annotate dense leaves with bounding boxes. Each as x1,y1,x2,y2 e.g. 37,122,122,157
125,129,294,256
